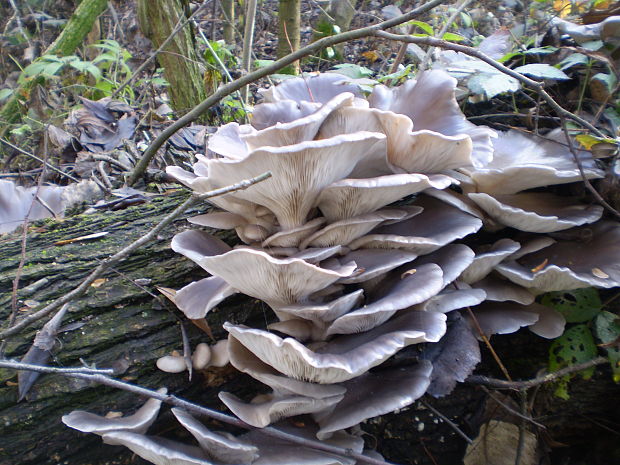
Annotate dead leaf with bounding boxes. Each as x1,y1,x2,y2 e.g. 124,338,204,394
464,420,538,465
592,267,609,278
531,259,548,273
91,278,107,288
54,231,109,246
362,50,380,63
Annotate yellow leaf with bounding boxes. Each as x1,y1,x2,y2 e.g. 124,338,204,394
362,50,380,63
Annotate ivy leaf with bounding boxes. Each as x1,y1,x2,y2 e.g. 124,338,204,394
540,288,602,323
558,53,589,70
467,72,520,98
442,32,467,42
594,311,620,382
514,63,570,80
549,324,598,399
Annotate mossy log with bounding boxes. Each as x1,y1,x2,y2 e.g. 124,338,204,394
0,192,618,465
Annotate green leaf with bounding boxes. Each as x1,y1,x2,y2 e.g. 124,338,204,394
540,288,602,323
324,47,336,59
524,46,558,55
69,61,102,81
441,32,466,42
514,63,570,80
498,51,523,63
407,20,433,35
467,72,520,98
558,53,589,70
0,88,13,102
460,12,472,28
330,63,374,79
594,311,620,382
575,134,618,150
378,65,413,84
549,324,598,398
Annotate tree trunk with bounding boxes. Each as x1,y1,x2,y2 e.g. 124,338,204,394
137,0,207,116
277,0,301,74
1,194,619,465
0,0,108,137
313,0,358,57
222,0,235,45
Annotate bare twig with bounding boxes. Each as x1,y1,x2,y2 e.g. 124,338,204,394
480,386,545,429
0,360,398,465
465,307,512,381
240,0,258,102
126,0,446,186
0,360,115,375
420,399,473,444
0,171,272,340
467,356,607,390
0,138,79,182
559,118,620,220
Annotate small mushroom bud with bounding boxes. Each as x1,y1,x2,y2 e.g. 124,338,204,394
209,339,229,367
191,343,211,370
156,355,186,373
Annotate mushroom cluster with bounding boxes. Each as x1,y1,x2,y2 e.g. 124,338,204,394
64,70,620,461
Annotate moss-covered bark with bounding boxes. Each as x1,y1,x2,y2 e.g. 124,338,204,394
137,0,208,117
0,0,108,132
277,0,301,74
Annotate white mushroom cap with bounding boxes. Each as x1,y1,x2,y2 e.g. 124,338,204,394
337,250,418,285
274,290,364,323
206,131,388,229
258,73,363,105
192,343,212,370
171,408,259,463
224,310,446,384
368,70,496,167
207,122,254,160
251,100,321,130
468,129,604,195
102,432,214,465
468,192,604,233
471,276,535,305
157,355,187,373
415,288,487,313
173,276,236,320
219,391,344,428
62,388,166,435
316,173,453,222
467,302,540,337
325,263,445,335
209,339,230,367
262,218,326,248
460,238,521,284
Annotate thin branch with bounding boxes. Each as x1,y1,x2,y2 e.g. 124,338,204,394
374,31,606,138
465,306,512,381
0,138,79,182
420,399,473,444
559,118,620,219
467,356,608,390
0,360,398,465
126,0,446,186
480,386,545,429
0,171,272,340
0,359,115,375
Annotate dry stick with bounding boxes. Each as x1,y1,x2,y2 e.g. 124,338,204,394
374,31,606,139
110,0,210,99
0,360,114,375
480,386,545,429
559,117,620,220
0,138,79,182
467,356,608,390
126,0,447,186
0,360,398,465
0,171,272,340
420,399,473,444
465,306,512,381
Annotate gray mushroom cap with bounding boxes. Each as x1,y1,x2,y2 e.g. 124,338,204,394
495,221,620,292
173,276,236,320
258,73,363,105
314,361,433,439
460,238,521,284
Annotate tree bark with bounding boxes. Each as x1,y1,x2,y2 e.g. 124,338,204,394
222,0,235,45
0,0,108,136
137,0,208,116
277,0,301,74
313,0,358,57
